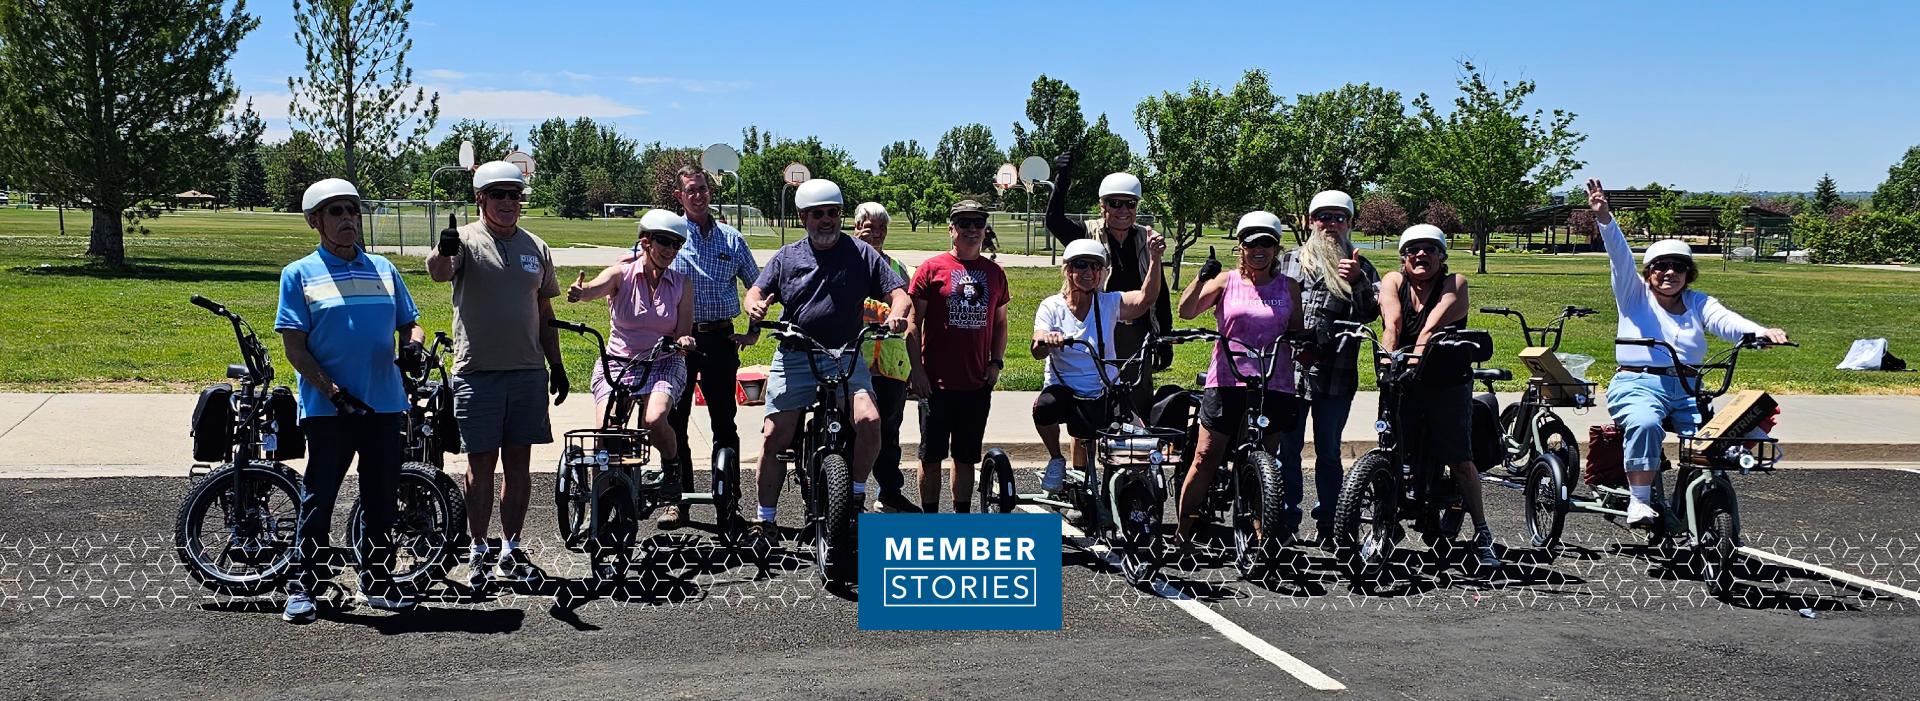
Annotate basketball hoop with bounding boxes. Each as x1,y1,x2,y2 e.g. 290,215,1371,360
994,163,1018,191
783,162,811,186
504,150,537,181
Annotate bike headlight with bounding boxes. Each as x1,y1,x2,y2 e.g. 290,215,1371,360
1149,450,1164,465
1255,415,1270,428
595,450,610,466
1374,420,1390,433
1739,453,1758,470
828,421,842,434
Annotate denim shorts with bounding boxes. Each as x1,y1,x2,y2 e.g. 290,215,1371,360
765,347,873,415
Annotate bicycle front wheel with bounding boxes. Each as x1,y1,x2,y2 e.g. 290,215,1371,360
174,461,302,596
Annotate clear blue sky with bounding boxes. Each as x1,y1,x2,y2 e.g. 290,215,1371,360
231,0,1920,193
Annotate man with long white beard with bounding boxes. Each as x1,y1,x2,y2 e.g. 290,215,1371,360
1277,190,1380,544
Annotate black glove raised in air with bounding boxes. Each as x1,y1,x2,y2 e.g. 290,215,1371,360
437,213,462,257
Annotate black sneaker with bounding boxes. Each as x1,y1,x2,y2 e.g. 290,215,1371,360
876,492,921,513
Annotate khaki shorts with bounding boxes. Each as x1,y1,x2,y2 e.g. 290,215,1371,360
452,368,553,453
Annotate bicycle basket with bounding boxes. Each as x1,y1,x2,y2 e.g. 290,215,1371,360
189,383,234,462
267,386,305,461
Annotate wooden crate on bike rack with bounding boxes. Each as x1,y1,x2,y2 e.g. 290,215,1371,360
1518,347,1594,406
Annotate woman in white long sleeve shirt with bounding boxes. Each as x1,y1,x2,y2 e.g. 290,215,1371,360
1585,179,1789,528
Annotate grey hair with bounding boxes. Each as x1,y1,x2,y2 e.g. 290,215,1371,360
854,202,890,226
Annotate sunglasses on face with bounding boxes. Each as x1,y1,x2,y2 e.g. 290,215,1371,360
1313,212,1349,224
649,234,684,249
1242,238,1278,249
1402,245,1442,257
1103,198,1138,210
1068,259,1106,272
484,189,522,201
806,208,842,220
1648,260,1692,274
954,217,988,230
324,203,360,217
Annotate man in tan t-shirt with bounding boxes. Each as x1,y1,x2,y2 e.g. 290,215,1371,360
427,160,565,590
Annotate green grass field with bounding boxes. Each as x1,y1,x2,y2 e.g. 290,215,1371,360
3,206,1917,394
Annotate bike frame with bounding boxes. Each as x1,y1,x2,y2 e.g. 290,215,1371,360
1480,306,1597,474
760,322,897,522
1337,322,1483,522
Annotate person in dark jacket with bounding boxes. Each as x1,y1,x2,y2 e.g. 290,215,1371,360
1044,151,1172,417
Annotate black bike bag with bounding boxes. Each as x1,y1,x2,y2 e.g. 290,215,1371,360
267,386,306,460
190,383,234,462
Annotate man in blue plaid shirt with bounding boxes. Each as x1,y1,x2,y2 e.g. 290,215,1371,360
664,164,761,530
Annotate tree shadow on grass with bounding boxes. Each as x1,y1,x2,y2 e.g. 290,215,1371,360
11,257,284,283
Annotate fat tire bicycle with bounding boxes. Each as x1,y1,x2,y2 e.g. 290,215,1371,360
175,295,305,596
344,332,468,590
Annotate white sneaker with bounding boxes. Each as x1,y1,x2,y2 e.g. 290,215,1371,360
1625,500,1660,529
1041,457,1066,493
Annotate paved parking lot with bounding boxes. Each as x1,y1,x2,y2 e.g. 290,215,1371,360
3,464,1918,700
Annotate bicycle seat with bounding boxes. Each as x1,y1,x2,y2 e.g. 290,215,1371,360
1472,368,1513,382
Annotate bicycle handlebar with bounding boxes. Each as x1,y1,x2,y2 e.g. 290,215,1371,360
548,318,591,334
190,295,227,316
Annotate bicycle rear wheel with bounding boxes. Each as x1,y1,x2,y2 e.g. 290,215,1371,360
348,462,467,589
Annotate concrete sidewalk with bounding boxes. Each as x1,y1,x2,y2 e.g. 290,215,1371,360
3,391,1918,478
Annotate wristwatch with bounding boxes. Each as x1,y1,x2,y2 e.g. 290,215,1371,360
988,358,1004,370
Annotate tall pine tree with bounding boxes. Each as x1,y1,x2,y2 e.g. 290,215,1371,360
0,0,256,266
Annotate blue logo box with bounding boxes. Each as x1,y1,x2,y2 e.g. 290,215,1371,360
858,513,1061,631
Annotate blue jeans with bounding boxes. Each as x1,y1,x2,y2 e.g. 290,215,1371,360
1604,370,1700,473
1278,391,1355,528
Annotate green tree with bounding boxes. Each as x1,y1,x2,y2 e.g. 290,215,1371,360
1871,146,1920,216
733,129,857,226
878,140,924,173
642,144,702,214
1136,80,1233,286
226,99,270,210
265,131,332,212
1811,173,1842,216
934,123,1000,198
878,154,951,231
1273,82,1410,230
1390,62,1585,273
288,0,440,188
0,0,256,266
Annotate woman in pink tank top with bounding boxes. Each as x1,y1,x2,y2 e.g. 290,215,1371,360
1171,212,1304,542
566,212,695,471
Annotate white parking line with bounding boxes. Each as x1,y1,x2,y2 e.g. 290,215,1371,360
1736,546,1920,603
1016,505,1347,692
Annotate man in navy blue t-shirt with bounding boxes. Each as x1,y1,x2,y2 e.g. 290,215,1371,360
273,178,425,623
743,179,909,539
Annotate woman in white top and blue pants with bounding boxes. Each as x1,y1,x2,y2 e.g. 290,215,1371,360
1586,179,1790,527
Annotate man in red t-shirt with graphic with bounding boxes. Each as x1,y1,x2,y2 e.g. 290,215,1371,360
906,199,1011,514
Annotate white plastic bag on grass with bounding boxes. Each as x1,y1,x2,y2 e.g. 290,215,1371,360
1837,338,1887,371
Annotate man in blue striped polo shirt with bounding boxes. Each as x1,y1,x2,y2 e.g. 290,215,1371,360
274,178,426,623
663,164,761,530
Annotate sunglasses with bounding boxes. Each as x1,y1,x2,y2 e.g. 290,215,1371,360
1312,212,1349,224
323,203,360,217
648,234,684,249
1648,259,1693,274
1241,238,1278,249
1068,259,1106,272
1401,244,1442,257
805,208,842,220
954,217,988,230
484,189,522,201
1103,198,1139,210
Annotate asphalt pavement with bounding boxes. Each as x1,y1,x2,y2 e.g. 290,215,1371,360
3,463,1918,700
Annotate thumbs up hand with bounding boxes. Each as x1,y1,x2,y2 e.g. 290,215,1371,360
1337,246,1363,282
1197,245,1223,284
437,213,462,257
566,270,590,303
